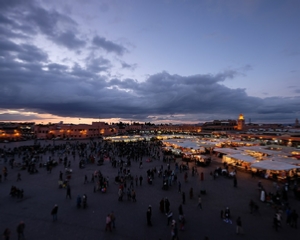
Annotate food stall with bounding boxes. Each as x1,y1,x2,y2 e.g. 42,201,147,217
222,153,257,171
250,160,300,181
194,154,211,167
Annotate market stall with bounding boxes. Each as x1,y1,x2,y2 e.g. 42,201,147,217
193,154,211,167
222,153,256,171
270,157,300,166
213,148,242,158
250,160,300,181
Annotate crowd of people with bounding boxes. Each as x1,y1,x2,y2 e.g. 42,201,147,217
0,138,299,239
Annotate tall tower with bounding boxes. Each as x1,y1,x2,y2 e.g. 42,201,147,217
237,114,245,131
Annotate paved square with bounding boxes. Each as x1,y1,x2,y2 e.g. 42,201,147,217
1,139,299,240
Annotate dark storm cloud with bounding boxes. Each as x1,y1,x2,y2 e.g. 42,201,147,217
120,61,137,70
256,97,300,114
18,44,48,63
0,39,21,53
109,78,139,90
0,14,14,25
0,1,85,50
70,63,99,79
92,36,127,55
54,31,86,50
0,25,29,39
128,71,262,116
26,6,60,36
289,85,300,94
47,63,68,72
26,5,86,50
0,112,44,121
2,48,299,124
0,39,48,66
0,0,26,9
85,56,111,73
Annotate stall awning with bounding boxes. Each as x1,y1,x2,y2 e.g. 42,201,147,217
267,157,300,166
250,160,300,171
228,154,257,163
198,143,216,148
163,139,206,150
193,154,209,159
214,148,242,155
239,146,277,156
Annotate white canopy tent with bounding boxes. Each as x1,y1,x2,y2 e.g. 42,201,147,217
198,142,216,148
239,146,278,156
163,139,205,151
267,157,300,166
250,160,300,171
214,148,242,155
228,154,257,163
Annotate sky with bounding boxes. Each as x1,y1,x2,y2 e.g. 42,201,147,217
0,0,299,125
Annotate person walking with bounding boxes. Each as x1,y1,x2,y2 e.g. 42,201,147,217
179,214,186,231
17,173,21,181
105,214,112,232
126,188,131,201
59,171,63,181
182,192,186,205
178,204,183,216
249,199,255,214
135,175,138,186
233,176,237,188
178,181,181,193
110,211,116,229
124,179,127,189
130,179,134,189
165,198,170,213
224,207,232,224
236,216,243,235
118,188,123,201
84,175,88,184
197,195,202,209
273,213,279,231
51,204,58,221
160,198,165,213
132,189,137,202
16,221,25,240
171,220,178,239
76,195,82,208
166,210,173,226
184,172,188,182
105,176,109,187
3,228,11,240
189,187,194,199
139,175,143,186
3,167,7,181
147,205,152,226
66,185,71,199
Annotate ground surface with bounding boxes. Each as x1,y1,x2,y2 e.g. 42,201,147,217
0,139,299,240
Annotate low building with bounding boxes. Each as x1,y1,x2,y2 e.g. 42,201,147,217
0,122,35,141
34,122,113,140
201,119,237,132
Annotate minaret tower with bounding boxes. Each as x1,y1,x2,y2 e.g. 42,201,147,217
237,114,245,131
